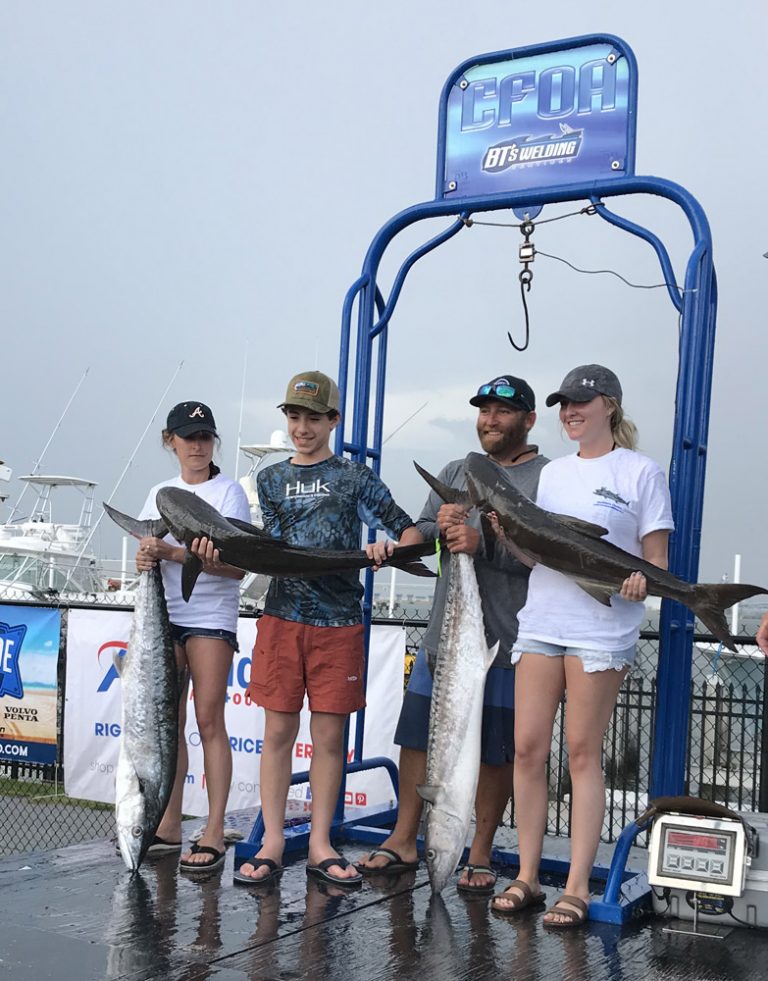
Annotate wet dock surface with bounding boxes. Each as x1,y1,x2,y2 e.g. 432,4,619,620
3,830,768,980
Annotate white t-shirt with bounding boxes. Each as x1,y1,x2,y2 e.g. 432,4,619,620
516,448,675,651
139,473,251,631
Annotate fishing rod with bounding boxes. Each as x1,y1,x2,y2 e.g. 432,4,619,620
234,343,249,480
7,366,91,523
59,360,185,594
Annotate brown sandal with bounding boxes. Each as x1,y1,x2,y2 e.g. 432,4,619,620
490,879,546,915
543,894,589,929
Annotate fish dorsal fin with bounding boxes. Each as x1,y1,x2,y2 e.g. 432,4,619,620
181,554,204,602
416,784,443,805
551,513,609,539
573,578,615,606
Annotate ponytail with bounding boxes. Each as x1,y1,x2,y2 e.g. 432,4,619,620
603,397,638,450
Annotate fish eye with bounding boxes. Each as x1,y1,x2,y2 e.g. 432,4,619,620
426,848,436,861
131,826,143,838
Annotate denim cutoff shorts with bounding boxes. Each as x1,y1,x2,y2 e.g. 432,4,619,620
170,624,239,652
511,637,635,673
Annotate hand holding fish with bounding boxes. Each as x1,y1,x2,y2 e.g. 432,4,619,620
620,571,648,602
443,521,480,554
191,536,222,572
190,536,246,580
365,538,395,571
436,503,467,535
136,535,178,571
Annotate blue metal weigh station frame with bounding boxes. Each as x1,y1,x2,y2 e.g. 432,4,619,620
236,34,717,924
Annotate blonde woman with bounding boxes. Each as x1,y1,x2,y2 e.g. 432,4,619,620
491,365,674,927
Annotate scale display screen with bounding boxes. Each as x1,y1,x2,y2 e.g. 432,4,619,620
648,814,748,896
658,827,734,882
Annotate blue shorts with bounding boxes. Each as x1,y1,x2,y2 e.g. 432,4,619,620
511,637,635,673
394,648,515,766
170,624,239,652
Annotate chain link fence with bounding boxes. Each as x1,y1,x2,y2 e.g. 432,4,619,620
2,599,767,857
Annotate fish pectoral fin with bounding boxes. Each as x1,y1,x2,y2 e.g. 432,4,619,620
416,784,443,805
181,554,204,602
479,513,497,560
574,578,615,606
551,514,609,539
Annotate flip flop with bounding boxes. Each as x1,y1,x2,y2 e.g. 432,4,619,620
543,895,589,929
179,844,226,873
114,834,182,857
357,848,420,875
233,857,283,885
146,835,183,855
456,864,498,895
189,825,244,844
490,879,547,915
306,857,363,887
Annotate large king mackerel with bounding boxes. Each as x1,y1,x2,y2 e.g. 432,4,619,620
415,454,766,653
103,505,180,872
153,486,436,601
417,552,497,893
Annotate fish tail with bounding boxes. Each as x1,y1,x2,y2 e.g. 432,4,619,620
689,582,768,653
103,502,167,540
386,541,438,578
413,462,470,506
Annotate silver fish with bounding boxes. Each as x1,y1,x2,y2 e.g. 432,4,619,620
417,552,497,893
449,452,766,654
105,506,181,872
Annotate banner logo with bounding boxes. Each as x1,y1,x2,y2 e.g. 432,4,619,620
482,126,583,173
0,621,26,699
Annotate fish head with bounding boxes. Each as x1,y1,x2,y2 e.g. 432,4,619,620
424,807,467,893
115,773,151,872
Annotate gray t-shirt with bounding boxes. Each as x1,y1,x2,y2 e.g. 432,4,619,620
417,453,548,668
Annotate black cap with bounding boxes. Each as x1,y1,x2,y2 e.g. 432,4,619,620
469,374,535,412
166,402,217,437
545,365,622,407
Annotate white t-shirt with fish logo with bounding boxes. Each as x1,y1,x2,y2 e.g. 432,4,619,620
516,448,674,651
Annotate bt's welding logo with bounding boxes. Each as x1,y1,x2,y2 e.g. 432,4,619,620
0,621,27,700
482,123,583,173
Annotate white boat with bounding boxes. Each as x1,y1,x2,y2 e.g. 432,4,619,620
0,430,294,610
0,475,136,603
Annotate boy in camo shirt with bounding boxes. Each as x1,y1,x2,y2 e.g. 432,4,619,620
236,370,421,888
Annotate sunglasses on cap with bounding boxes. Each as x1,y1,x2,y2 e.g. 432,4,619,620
476,383,533,411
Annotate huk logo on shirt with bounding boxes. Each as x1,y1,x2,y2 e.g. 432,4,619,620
285,479,331,498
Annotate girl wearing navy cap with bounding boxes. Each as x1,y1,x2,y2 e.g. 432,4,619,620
135,401,251,872
491,366,674,927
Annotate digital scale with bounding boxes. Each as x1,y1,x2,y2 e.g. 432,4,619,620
648,811,766,936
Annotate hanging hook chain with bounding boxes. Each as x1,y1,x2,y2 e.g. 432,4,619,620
508,220,535,352
518,219,536,290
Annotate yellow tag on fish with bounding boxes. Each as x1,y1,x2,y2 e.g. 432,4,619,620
435,538,442,576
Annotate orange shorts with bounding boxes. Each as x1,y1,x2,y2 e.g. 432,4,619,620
248,614,366,714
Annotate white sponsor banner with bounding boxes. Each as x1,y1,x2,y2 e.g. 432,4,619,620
64,609,405,818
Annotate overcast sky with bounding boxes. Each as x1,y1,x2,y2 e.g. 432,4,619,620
1,2,766,584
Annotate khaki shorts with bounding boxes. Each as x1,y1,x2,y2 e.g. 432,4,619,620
248,614,366,714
